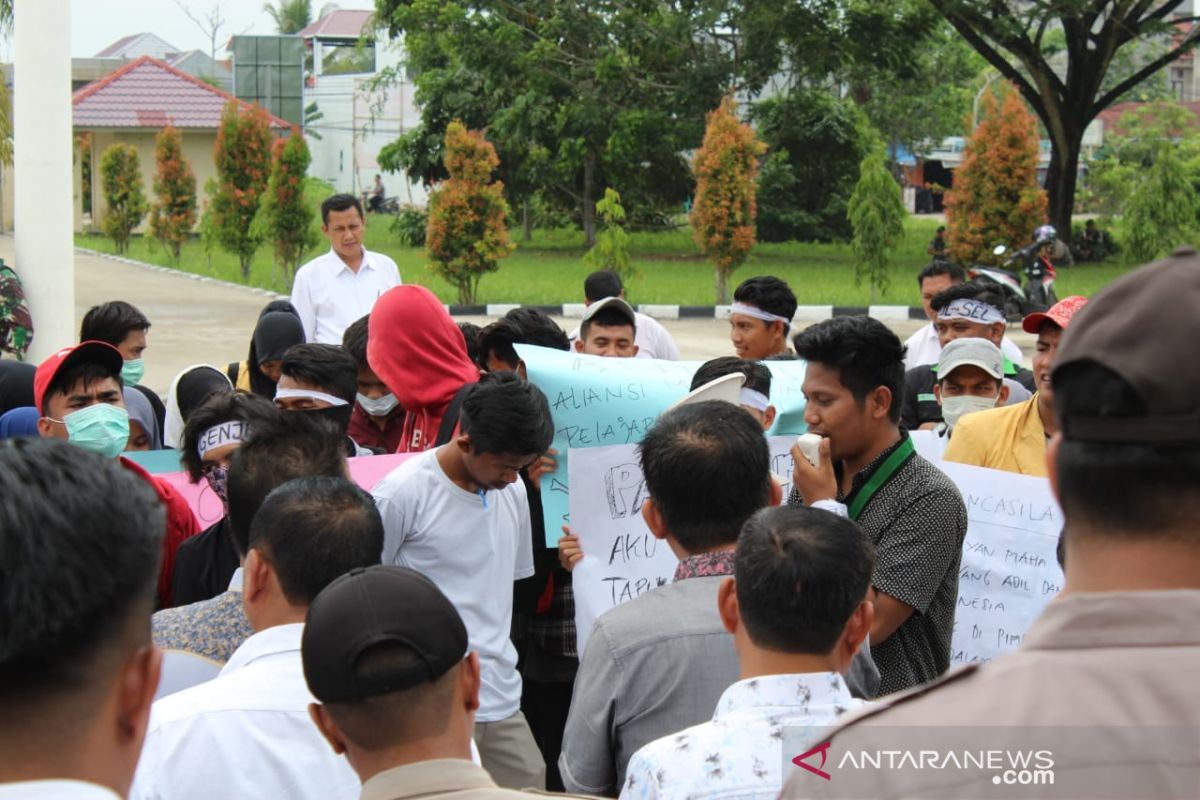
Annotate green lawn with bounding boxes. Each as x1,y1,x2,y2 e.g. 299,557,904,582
75,216,1135,306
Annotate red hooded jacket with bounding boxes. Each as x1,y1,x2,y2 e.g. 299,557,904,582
367,285,479,452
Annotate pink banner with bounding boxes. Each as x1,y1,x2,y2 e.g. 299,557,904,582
156,453,417,527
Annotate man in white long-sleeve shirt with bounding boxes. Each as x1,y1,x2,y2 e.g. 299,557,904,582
290,194,401,344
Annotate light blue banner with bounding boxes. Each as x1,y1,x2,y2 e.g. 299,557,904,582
516,345,809,545
122,448,184,474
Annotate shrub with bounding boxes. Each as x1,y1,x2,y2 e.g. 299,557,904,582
147,126,197,263
391,204,428,247
210,101,273,280
99,143,147,254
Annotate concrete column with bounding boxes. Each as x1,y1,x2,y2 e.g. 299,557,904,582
14,0,74,361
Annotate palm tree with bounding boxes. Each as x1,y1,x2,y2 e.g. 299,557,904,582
263,0,337,35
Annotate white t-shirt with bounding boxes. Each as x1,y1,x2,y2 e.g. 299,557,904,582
290,248,402,344
372,450,535,722
568,311,682,360
903,322,1026,370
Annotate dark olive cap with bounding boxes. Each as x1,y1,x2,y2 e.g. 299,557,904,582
301,565,468,704
1053,246,1200,444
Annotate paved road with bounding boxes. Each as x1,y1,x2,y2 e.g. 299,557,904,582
0,235,1033,396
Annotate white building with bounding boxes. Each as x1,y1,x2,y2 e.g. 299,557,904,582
298,10,427,206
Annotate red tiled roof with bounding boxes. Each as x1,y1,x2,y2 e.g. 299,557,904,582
72,56,292,130
1096,101,1200,138
297,9,373,39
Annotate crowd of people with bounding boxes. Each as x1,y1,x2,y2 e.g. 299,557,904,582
0,193,1196,800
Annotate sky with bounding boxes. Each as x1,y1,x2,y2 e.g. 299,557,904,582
63,0,374,59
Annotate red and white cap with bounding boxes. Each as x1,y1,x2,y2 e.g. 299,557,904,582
33,341,124,415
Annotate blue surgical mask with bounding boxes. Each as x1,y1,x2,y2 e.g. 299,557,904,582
356,392,399,417
55,403,131,459
121,358,145,387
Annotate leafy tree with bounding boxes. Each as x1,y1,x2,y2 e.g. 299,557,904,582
263,0,336,34
848,142,906,303
256,128,319,283
944,85,1047,266
752,89,867,243
1124,144,1198,262
147,126,198,263
582,188,632,281
690,97,767,304
425,121,515,305
930,1,1200,236
98,143,147,254
210,101,273,280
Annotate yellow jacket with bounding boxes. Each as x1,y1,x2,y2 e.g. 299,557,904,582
943,394,1049,477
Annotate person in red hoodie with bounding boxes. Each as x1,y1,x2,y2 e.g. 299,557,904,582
35,341,200,608
367,285,480,452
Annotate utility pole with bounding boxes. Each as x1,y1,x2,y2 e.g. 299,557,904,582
15,0,74,360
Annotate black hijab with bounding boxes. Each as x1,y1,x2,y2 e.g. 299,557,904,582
245,302,305,398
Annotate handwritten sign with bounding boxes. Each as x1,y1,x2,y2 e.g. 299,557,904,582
516,344,809,545
940,462,1063,665
156,453,417,527
568,444,679,657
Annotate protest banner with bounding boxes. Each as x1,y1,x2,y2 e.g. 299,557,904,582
940,462,1064,665
516,344,809,545
156,453,415,526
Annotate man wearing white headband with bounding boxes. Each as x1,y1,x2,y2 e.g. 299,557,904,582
900,281,1035,431
276,343,374,457
903,262,1025,370
689,356,777,431
729,276,797,361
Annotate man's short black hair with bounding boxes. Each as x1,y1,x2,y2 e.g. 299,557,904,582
639,401,770,553
792,317,905,424
459,371,554,456
0,438,163,705
929,279,1007,316
916,261,966,287
690,356,772,397
735,506,874,654
504,307,570,351
342,315,370,368
579,307,636,341
281,344,358,404
321,193,364,225
248,476,383,607
79,301,151,347
1055,362,1200,538
180,391,280,482
43,361,122,416
227,412,348,556
456,322,481,365
733,276,798,323
584,270,623,303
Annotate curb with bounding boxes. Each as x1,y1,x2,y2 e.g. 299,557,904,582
77,248,927,322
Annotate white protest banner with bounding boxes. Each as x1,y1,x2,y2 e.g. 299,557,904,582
940,462,1064,665
517,344,809,545
908,428,946,463
569,444,679,657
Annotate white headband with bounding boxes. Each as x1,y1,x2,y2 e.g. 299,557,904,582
197,421,248,458
730,302,792,327
937,298,1006,326
274,387,350,407
739,389,770,412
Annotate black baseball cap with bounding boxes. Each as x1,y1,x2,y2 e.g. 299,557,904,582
1054,245,1200,444
301,565,469,704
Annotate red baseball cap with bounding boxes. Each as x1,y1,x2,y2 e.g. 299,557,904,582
34,341,124,415
1021,295,1089,334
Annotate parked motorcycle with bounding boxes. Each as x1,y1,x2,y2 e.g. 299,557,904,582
968,227,1059,320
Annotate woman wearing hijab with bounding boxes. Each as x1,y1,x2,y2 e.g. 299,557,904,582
163,365,234,449
123,385,163,451
227,300,306,399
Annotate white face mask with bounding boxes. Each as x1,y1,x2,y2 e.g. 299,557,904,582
357,392,399,417
942,395,999,430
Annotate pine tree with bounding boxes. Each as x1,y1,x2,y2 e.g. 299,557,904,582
1125,146,1198,262
690,96,767,304
425,121,515,305
147,126,197,263
582,188,633,281
99,143,147,254
944,84,1047,265
848,142,906,303
256,128,319,284
210,101,273,280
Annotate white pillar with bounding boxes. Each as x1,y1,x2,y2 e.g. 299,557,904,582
14,0,74,361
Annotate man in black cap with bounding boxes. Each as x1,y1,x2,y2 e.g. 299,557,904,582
782,247,1200,798
304,565,593,799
